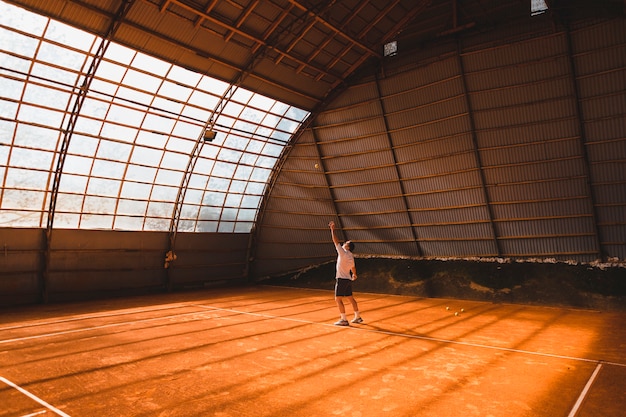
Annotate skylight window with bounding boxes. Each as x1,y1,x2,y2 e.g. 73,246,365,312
0,0,309,233
531,0,549,16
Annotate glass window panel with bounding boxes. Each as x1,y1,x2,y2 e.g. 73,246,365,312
46,19,96,50
54,213,80,228
171,120,202,139
167,65,202,86
160,151,189,170
180,203,200,218
241,195,261,209
74,116,104,135
177,219,195,232
83,195,117,214
234,222,253,233
151,185,178,201
58,174,88,193
229,180,247,193
64,155,93,175
120,181,152,199
14,124,58,150
90,78,118,96
225,194,243,207
196,221,218,232
132,52,170,76
96,60,127,83
245,181,265,195
125,165,157,182
55,193,84,212
213,161,236,178
188,173,209,189
136,129,168,148
5,167,48,189
0,74,25,101
100,122,138,143
114,216,143,230
221,207,239,221
222,101,244,117
0,210,37,227
207,177,230,192
104,42,135,65
197,76,229,96
9,147,52,169
116,85,153,106
87,178,121,197
144,217,170,231
22,83,70,110
155,168,183,186
204,192,225,206
153,96,184,114
256,155,277,168
18,104,65,126
218,148,242,163
68,134,99,156
92,159,126,178
31,62,80,87
0,2,46,34
107,103,145,126
117,199,148,216
237,208,256,221
123,69,162,93
199,205,221,221
180,104,212,123
146,201,173,217
218,222,235,232
131,146,163,166
0,29,39,56
165,135,195,154
263,143,284,157
1,189,45,210
80,97,110,120
96,141,131,163
0,97,18,122
187,89,220,110
234,165,253,180
249,94,275,110
250,167,271,182
37,41,86,71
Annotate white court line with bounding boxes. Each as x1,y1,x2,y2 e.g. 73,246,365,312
0,304,193,332
567,362,603,417
0,376,71,417
193,303,626,368
0,309,213,345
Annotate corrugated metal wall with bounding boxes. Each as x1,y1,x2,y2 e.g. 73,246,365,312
0,228,249,305
252,17,625,278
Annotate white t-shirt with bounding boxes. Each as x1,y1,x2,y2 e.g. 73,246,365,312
335,242,354,279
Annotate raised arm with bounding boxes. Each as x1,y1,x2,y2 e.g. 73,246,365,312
329,221,340,245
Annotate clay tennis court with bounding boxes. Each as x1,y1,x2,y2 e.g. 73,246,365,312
1,286,624,416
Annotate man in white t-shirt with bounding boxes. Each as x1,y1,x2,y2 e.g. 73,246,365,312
329,221,363,326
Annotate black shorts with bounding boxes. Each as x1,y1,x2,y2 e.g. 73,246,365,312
335,278,353,297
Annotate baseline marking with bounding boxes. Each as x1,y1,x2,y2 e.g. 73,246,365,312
0,376,71,417
567,362,603,417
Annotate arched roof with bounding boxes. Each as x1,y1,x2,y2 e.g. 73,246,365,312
1,0,624,273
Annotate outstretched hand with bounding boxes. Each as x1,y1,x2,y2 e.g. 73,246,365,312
328,221,335,229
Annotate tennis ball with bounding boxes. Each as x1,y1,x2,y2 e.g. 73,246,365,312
460,308,465,312
446,306,450,310
454,312,459,316
314,163,319,169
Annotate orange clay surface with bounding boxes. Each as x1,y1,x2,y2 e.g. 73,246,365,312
1,285,624,417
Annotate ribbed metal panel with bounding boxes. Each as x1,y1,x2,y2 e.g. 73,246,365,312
254,16,625,278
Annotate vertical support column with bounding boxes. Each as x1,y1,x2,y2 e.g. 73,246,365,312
41,0,134,303
456,38,502,257
564,25,603,261
374,70,423,257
